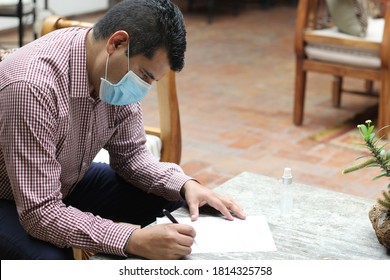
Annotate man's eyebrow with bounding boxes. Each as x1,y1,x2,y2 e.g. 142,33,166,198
144,70,156,81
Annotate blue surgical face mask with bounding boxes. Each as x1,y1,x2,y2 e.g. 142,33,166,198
99,45,152,106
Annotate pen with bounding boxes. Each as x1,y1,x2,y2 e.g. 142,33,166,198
163,209,179,223
163,209,197,245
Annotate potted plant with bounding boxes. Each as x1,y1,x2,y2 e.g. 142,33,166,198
342,120,390,249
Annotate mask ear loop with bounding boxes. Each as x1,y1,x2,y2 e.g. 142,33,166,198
104,54,109,79
127,39,130,72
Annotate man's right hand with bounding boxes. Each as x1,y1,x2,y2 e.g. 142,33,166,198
125,223,196,259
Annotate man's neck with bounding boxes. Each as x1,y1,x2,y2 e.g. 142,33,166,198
85,30,105,98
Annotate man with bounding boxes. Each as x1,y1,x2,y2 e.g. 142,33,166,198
0,0,245,260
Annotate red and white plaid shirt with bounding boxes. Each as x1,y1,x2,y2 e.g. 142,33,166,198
0,28,191,256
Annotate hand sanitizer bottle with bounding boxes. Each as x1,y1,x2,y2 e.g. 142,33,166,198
280,167,293,217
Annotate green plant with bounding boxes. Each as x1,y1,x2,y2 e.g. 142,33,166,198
342,120,390,210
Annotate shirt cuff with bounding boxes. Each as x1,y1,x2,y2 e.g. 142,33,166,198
101,222,137,257
164,172,194,201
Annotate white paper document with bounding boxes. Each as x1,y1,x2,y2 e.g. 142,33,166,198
156,215,276,254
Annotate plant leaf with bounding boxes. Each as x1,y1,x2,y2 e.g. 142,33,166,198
372,174,386,181
360,124,368,135
342,158,377,174
367,125,374,135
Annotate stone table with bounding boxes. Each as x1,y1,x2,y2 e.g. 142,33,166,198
94,172,390,260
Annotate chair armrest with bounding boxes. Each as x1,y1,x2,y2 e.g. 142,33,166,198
144,126,161,137
41,16,93,36
156,70,181,164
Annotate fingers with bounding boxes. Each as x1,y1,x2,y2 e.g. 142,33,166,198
176,223,196,237
223,196,246,220
188,194,246,221
166,224,195,258
183,180,246,221
176,224,196,243
126,224,196,260
188,202,199,221
204,194,246,221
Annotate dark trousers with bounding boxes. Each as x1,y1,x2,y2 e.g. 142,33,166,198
0,163,184,260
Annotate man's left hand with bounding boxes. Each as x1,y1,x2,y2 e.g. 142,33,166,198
181,180,246,221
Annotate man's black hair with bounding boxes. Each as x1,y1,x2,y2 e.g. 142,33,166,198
93,0,186,71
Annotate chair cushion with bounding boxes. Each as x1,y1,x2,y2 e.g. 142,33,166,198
93,134,162,164
305,44,380,68
305,17,384,69
326,0,368,37
145,134,162,161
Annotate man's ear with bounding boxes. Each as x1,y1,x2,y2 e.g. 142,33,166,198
105,31,129,54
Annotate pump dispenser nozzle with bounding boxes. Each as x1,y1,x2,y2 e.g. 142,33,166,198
280,167,293,216
282,167,293,184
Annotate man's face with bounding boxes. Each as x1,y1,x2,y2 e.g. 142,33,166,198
105,47,170,86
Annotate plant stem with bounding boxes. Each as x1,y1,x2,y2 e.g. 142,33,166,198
366,140,390,177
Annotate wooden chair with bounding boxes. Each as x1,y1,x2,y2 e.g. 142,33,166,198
41,15,182,164
293,0,390,137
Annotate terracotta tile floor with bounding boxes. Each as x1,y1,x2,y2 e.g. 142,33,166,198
0,1,386,200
